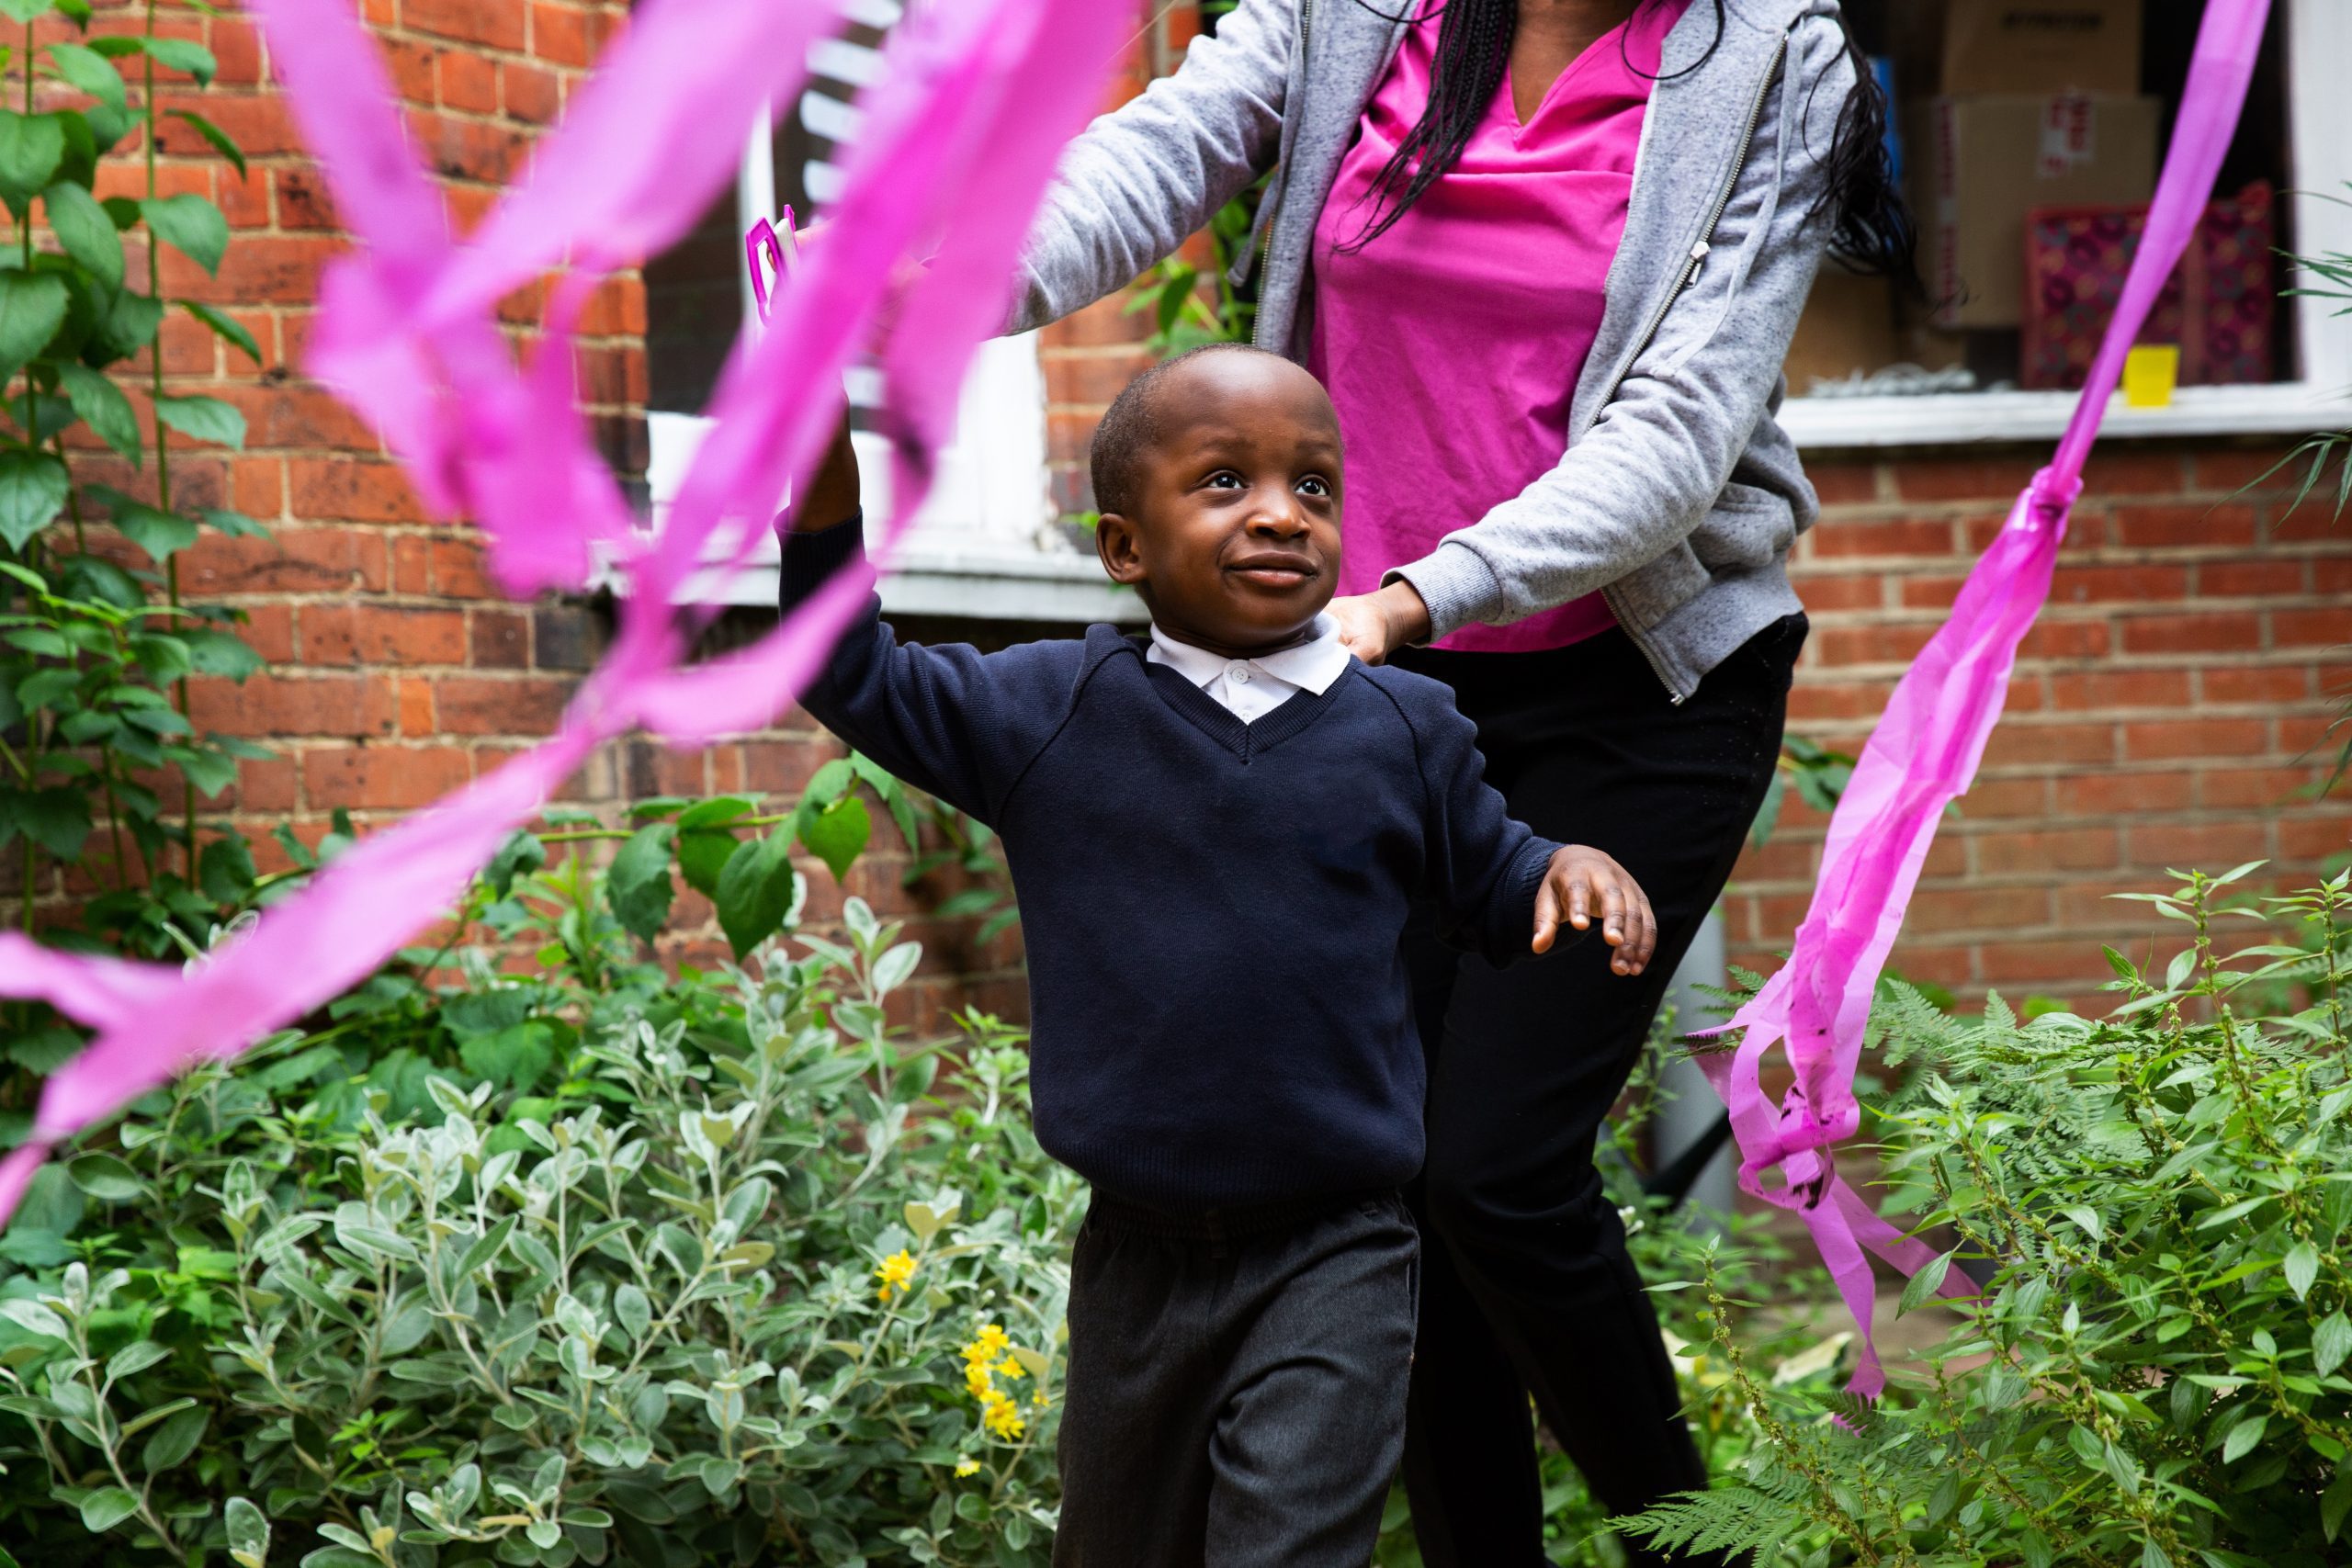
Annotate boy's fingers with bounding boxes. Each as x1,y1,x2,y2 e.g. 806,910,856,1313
1567,875,1591,931
1600,881,1625,947
1532,877,1560,953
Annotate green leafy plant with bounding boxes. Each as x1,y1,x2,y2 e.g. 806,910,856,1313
1750,736,1857,849
0,864,1073,1565
1125,186,1260,360
1625,864,2352,1567
0,0,269,941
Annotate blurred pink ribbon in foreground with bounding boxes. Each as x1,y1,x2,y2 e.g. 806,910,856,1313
1697,0,2273,1397
0,0,1129,1221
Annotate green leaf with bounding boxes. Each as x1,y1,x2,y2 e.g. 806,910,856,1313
65,1150,140,1201
2287,1242,2321,1302
0,0,54,22
57,362,137,460
1897,1247,1955,1317
90,284,161,361
17,784,88,857
170,743,236,797
139,34,214,85
200,505,269,538
800,794,870,884
483,829,545,897
458,1213,517,1277
0,449,67,548
141,1404,208,1471
2316,1312,2352,1379
2326,1464,2352,1543
79,1486,140,1533
43,178,121,289
0,269,68,383
164,107,243,177
46,41,124,111
198,832,255,903
181,627,263,680
613,1281,650,1342
458,1021,552,1096
676,827,737,898
224,1496,269,1567
104,496,198,562
2222,1411,2269,1464
152,391,243,448
715,832,799,960
179,298,258,363
139,192,227,273
607,822,677,943
0,109,63,204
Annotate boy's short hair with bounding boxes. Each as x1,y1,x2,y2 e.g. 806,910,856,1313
1088,342,1275,522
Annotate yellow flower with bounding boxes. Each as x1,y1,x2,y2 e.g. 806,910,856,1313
964,1359,996,1399
968,1323,1012,1360
994,1356,1025,1381
981,1393,1025,1440
873,1250,918,1302
955,1458,981,1477
1031,1388,1051,1409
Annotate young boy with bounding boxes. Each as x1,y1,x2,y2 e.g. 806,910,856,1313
779,344,1656,1567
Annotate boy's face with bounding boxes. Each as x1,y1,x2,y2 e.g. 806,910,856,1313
1094,354,1344,658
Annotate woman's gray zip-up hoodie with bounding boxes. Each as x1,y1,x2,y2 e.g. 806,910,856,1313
1011,0,1854,702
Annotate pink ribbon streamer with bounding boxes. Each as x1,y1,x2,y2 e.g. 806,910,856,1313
1699,0,2273,1396
0,0,1131,1223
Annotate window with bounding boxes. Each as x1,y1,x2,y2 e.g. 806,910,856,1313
1779,0,2350,448
639,1,1131,622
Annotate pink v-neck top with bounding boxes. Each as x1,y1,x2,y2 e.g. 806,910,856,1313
1308,0,1689,653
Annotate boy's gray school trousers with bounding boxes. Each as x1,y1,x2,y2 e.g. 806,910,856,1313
1052,1190,1419,1568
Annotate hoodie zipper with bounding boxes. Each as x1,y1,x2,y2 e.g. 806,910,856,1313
1244,0,1311,336
1599,27,1790,705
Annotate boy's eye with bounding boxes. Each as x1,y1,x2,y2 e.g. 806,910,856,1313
1205,471,1244,490
1297,476,1331,498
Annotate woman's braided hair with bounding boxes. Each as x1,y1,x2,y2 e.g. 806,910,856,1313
1335,0,1917,286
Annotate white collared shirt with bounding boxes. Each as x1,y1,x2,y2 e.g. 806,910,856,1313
1146,615,1352,723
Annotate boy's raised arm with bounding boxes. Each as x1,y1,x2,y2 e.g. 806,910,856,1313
776,417,1078,827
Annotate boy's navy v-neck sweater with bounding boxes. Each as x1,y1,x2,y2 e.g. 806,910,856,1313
782,518,1560,1213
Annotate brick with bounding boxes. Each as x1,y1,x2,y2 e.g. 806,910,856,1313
2047,670,2190,711
1046,349,1155,409
408,0,526,49
181,525,390,594
300,604,468,666
2078,451,2188,495
432,675,571,735
218,167,268,230
2199,765,2320,811
163,235,343,307
1042,297,1153,351
1979,722,2117,769
1813,623,1936,666
233,453,287,525
211,16,263,84
236,755,298,813
289,458,427,525
1792,575,1884,613
530,0,592,66
1909,886,2049,933
1892,457,2040,503
384,38,440,104
1957,776,2048,818
276,167,340,231
532,603,602,670
2047,564,2190,604
2189,447,2301,494
472,609,529,669
2122,717,2267,762
234,604,296,662
2124,818,2272,871
155,94,304,157
408,110,533,185
227,384,380,451
439,48,500,114
391,534,432,593
1972,827,2119,874
2273,607,2349,648
579,275,647,337
2202,665,2310,705
2017,618,2111,660
428,536,494,597
2056,770,2191,817
2111,502,2256,549
1972,939,2120,985
1785,681,1886,722
302,745,472,809
502,61,561,123
187,672,396,739
2117,612,2261,656
2198,559,2306,598
1809,517,1956,559
2279,816,2352,862
397,677,435,736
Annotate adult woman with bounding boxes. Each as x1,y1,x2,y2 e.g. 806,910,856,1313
1009,2,1909,1560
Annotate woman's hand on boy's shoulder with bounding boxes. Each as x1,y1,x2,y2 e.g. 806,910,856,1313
1532,845,1656,975
1326,581,1432,665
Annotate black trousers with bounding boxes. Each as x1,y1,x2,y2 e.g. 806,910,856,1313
1390,616,1804,1568
1053,1192,1419,1568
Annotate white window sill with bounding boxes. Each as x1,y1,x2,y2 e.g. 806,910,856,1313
1781,380,2346,451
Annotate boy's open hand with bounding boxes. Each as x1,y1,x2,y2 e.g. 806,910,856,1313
1532,845,1656,975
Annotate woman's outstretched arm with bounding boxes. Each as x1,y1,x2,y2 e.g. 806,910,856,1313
1007,0,1295,332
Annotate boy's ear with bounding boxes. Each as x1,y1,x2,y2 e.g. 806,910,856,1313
1094,513,1147,588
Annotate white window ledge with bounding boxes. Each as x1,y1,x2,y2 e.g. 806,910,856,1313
1781,380,2347,451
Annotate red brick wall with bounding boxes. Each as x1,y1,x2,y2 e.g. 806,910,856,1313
33,0,2345,1033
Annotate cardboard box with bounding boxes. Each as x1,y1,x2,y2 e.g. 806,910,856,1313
1784,266,1900,394
1912,94,2159,329
1941,0,2142,96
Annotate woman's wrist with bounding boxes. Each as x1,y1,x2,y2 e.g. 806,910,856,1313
1373,579,1432,653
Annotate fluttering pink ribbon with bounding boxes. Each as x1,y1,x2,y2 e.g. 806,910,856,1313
0,0,1131,1223
1698,0,2273,1396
